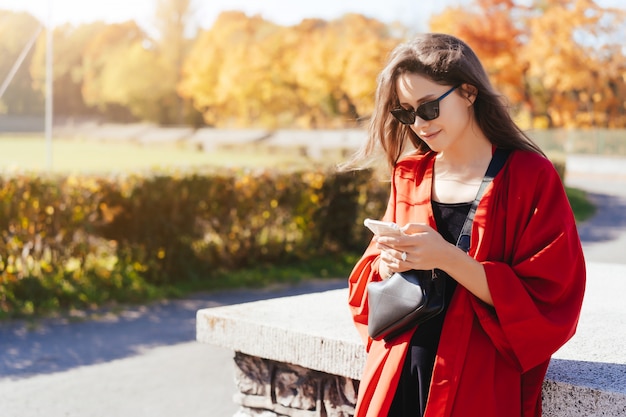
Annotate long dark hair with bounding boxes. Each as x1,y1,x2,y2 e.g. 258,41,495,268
341,33,543,171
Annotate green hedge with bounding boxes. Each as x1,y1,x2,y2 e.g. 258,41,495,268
0,168,389,317
0,155,569,318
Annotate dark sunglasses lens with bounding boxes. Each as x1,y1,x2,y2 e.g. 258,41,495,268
391,109,415,125
416,101,439,121
391,100,441,124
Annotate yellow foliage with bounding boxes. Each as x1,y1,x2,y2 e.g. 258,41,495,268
179,12,400,128
12,0,626,129
430,0,626,129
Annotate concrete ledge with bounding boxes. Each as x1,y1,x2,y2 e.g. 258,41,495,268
196,262,626,416
196,288,365,380
542,262,626,415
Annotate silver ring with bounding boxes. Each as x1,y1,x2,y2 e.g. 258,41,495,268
401,252,407,262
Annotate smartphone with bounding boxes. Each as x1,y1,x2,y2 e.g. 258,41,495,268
363,218,403,236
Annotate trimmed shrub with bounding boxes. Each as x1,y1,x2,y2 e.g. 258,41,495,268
0,168,388,317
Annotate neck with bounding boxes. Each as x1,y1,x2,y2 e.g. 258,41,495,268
431,134,493,204
436,135,493,175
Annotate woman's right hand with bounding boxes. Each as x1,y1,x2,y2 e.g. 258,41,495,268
378,257,394,280
377,242,409,279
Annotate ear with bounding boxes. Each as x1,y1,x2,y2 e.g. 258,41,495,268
461,84,478,105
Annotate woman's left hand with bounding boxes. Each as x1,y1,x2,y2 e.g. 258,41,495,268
376,222,494,305
374,222,451,271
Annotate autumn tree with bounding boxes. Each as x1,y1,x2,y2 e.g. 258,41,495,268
179,12,399,128
179,11,302,127
290,14,398,127
81,21,172,122
30,22,106,118
522,0,626,127
430,0,526,106
430,0,626,128
152,0,202,125
6,3,624,129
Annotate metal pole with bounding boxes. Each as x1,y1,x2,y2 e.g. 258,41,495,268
45,0,53,172
0,26,42,100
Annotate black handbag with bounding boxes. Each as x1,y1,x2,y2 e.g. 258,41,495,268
366,148,510,342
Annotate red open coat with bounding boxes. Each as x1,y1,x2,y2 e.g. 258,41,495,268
348,150,586,417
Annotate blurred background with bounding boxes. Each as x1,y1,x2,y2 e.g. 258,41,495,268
1,0,625,169
1,2,625,416
0,0,624,313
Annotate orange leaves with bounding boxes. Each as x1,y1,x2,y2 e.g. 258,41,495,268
6,1,625,129
81,21,148,110
179,12,400,128
430,2,525,103
522,0,626,127
178,11,282,126
430,0,626,128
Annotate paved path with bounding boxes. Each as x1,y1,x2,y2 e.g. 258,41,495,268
565,155,626,264
0,154,625,417
0,281,346,417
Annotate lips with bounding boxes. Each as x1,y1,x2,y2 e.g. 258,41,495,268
420,130,440,140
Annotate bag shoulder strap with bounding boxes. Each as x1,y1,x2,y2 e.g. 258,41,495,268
456,148,511,252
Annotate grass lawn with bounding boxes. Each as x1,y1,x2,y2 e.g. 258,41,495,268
0,135,598,224
0,135,317,174
566,186,596,223
0,134,599,317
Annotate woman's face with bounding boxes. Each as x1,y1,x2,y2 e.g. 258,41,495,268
394,72,473,153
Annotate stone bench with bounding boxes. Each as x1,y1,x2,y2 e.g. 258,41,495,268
196,262,626,416
261,129,365,159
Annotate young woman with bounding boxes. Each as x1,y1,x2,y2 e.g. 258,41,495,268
345,33,586,417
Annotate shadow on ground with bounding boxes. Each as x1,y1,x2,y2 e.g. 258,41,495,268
0,279,346,379
576,192,626,243
547,358,626,393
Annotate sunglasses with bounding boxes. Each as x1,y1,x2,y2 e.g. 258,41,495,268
390,85,460,125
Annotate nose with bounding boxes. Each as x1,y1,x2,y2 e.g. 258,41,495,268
412,115,429,129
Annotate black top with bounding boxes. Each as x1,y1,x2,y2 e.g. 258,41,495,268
387,200,472,417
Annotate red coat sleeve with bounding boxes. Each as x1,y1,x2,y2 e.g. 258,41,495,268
347,245,379,349
348,163,404,349
348,152,437,349
470,151,586,372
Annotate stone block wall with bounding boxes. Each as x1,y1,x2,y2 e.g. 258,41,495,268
197,263,626,417
233,352,358,417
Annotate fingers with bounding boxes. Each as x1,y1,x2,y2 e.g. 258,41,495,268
401,222,433,234
374,234,417,250
375,223,440,270
379,248,411,273
374,223,432,245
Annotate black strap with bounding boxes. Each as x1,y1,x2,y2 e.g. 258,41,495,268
456,148,510,252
